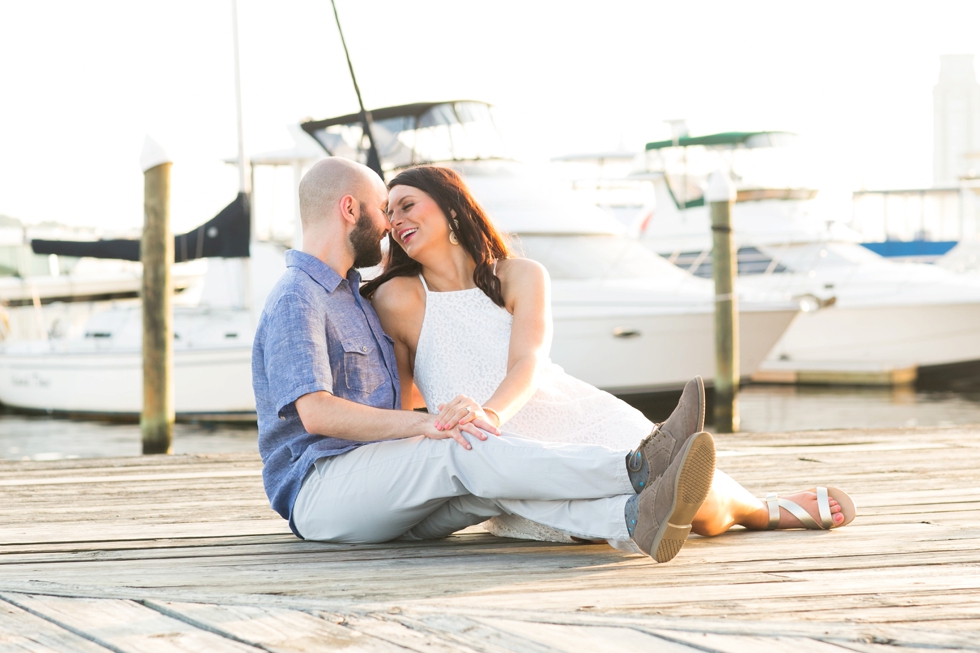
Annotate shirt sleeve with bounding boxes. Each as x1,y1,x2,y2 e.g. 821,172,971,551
263,293,333,418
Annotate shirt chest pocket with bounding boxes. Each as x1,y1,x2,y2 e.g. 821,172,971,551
341,338,386,394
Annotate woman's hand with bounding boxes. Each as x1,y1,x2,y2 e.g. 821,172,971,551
436,394,500,435
420,413,487,450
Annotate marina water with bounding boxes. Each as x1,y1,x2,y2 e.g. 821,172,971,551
2,383,979,461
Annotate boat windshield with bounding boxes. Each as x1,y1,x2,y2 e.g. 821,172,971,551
514,235,691,281
637,132,814,208
306,102,509,171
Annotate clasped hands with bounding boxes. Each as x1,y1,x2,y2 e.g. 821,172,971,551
422,394,500,450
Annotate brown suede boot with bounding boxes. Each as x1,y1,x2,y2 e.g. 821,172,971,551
630,431,715,563
627,376,705,490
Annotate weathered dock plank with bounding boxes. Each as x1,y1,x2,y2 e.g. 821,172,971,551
0,425,978,651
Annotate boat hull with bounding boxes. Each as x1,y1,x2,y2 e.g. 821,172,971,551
760,301,980,371
0,346,254,418
0,305,798,417
552,307,799,394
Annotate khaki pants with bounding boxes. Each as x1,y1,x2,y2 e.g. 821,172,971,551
292,432,634,545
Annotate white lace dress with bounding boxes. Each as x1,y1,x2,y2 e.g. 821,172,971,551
413,275,653,542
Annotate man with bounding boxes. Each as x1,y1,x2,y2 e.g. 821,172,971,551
251,157,715,562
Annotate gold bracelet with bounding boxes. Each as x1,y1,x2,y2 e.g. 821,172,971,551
482,406,502,428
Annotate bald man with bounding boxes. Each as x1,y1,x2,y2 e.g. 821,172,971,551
251,158,716,562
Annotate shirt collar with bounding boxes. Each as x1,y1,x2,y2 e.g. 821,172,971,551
285,250,358,294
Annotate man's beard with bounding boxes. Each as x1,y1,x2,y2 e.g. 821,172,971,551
350,207,385,269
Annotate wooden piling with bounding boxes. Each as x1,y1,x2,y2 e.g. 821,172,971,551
140,138,174,454
708,171,739,433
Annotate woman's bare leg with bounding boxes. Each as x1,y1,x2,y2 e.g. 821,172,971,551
690,470,844,536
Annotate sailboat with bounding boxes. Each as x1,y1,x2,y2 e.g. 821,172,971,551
0,193,289,419
300,101,802,394
0,217,205,342
0,0,274,419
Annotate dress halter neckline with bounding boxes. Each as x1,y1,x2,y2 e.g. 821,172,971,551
418,260,497,294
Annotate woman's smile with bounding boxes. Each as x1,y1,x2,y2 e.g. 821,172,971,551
399,227,419,244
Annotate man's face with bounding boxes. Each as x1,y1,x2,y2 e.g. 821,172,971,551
349,182,389,269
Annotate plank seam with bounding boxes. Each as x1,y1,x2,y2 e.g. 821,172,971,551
0,592,124,653
140,599,279,653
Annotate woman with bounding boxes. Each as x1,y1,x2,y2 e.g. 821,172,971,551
363,165,854,542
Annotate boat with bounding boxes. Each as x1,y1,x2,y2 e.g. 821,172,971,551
0,193,287,419
301,101,801,394
626,130,980,385
0,216,205,341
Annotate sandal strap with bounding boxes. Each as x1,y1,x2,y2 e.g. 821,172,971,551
816,487,834,529
765,493,780,530
777,497,822,529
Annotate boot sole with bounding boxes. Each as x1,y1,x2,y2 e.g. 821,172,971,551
694,376,706,432
652,431,716,563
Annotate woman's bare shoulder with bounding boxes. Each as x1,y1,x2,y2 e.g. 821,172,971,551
496,258,549,309
370,275,424,317
496,256,548,281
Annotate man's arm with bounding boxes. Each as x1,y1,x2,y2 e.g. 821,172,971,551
295,391,499,450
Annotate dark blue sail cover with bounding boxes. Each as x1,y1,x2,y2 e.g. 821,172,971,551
31,193,250,262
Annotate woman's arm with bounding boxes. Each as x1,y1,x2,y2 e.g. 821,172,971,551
438,258,552,430
370,276,425,411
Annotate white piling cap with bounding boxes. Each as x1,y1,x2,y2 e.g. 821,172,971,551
706,170,736,203
140,136,171,172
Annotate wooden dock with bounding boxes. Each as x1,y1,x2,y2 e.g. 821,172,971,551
1,425,979,651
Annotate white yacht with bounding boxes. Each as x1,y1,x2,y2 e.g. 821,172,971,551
627,130,980,384
0,195,280,419
301,102,801,394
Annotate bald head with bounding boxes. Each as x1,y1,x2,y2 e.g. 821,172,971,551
298,158,385,230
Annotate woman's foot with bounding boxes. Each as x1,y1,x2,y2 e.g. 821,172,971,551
742,489,845,530
690,471,850,536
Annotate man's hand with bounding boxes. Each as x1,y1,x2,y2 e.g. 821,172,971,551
293,391,500,450
436,394,501,435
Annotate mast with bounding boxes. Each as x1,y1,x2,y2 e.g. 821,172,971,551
231,0,251,310
231,0,250,196
330,0,383,176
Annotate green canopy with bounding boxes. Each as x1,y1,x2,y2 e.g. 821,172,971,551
645,131,795,151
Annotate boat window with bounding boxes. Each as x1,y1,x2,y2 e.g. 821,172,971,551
666,247,788,278
0,247,19,276
515,235,691,281
759,243,877,272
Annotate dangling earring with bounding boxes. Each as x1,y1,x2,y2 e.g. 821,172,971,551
449,209,460,245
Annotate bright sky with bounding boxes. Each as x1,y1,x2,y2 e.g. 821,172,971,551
1,1,978,233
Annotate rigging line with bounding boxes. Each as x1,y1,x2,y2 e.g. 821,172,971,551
329,0,383,177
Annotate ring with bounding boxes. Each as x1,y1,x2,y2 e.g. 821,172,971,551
464,407,472,413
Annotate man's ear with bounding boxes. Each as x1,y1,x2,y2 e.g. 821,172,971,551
338,194,358,226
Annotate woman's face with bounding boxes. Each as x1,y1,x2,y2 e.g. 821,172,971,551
386,185,452,259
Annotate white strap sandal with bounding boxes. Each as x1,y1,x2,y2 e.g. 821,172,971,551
764,486,856,530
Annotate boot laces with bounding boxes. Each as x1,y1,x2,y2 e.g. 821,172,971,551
627,422,664,472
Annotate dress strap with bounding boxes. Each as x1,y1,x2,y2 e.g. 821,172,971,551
492,259,498,277
418,274,429,292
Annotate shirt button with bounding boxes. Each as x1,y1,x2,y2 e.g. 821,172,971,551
361,346,368,352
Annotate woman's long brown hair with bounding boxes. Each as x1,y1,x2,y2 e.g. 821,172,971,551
360,166,513,307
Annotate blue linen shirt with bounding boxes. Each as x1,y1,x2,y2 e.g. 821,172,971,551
252,250,400,535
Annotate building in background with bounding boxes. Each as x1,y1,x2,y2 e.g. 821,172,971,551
851,55,980,255
934,55,980,185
